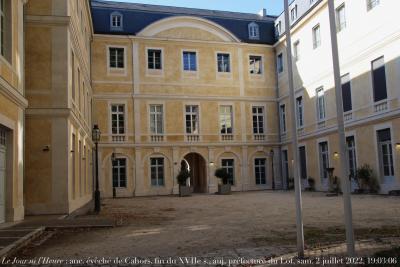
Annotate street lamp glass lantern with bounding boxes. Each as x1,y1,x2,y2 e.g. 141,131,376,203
92,125,101,143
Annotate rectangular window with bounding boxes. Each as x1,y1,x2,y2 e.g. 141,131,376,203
277,53,283,73
217,53,230,73
71,51,75,101
280,104,286,133
377,129,394,177
111,14,122,28
372,56,387,102
291,5,297,21
316,87,326,121
185,105,199,134
319,142,329,180
148,49,162,70
299,146,307,179
72,134,76,199
221,159,234,185
275,21,281,37
341,74,352,112
220,105,233,134
150,105,163,134
183,51,197,71
293,40,300,61
367,0,380,11
282,150,289,189
0,0,10,59
112,158,127,188
312,24,321,49
296,96,304,128
252,106,265,134
249,55,262,75
111,104,125,135
336,4,346,32
109,47,124,69
150,158,164,186
255,158,267,185
346,136,357,179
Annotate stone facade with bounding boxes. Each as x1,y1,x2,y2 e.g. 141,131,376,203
24,0,93,214
0,0,27,222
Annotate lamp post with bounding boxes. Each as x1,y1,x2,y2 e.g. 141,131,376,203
92,124,101,213
270,149,275,190
111,152,117,198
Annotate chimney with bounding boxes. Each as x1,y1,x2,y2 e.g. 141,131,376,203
258,8,267,17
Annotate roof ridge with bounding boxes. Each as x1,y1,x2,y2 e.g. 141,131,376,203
91,0,277,21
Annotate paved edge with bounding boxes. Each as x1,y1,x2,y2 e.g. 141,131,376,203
0,227,45,259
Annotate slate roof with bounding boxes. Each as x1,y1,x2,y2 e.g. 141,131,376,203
91,0,277,45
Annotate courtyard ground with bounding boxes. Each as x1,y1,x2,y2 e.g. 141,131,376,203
18,191,400,260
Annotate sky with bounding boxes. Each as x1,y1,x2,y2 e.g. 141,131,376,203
104,0,284,16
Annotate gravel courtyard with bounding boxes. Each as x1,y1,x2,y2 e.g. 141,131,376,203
20,191,400,259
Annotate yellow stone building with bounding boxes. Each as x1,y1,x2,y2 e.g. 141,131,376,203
0,0,27,223
24,0,94,214
91,1,280,197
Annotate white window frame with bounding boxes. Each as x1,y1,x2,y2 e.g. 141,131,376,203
182,50,198,72
254,158,267,185
312,24,321,49
275,21,281,37
216,52,231,73
296,95,304,128
146,47,164,76
219,105,234,135
336,4,346,32
280,104,286,133
249,54,263,75
318,141,330,181
221,158,235,185
110,103,126,135
277,53,284,74
248,22,260,40
252,105,265,134
316,87,326,122
112,157,127,188
150,157,165,187
291,5,298,21
110,11,123,30
185,105,200,135
149,104,164,135
106,45,127,76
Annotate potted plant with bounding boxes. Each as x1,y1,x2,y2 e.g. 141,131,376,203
307,177,315,191
215,168,231,195
177,168,191,197
355,164,380,193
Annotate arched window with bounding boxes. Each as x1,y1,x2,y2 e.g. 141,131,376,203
110,12,123,31
248,22,260,40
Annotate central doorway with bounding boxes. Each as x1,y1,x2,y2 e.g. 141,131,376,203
183,153,207,193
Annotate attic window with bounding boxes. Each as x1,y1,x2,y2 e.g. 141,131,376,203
110,12,123,30
248,22,260,40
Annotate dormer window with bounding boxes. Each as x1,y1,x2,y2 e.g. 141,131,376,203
248,22,260,40
275,21,282,38
110,12,123,31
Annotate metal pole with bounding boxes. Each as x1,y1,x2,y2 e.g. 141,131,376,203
283,0,305,257
327,0,355,256
94,141,101,213
272,157,275,190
